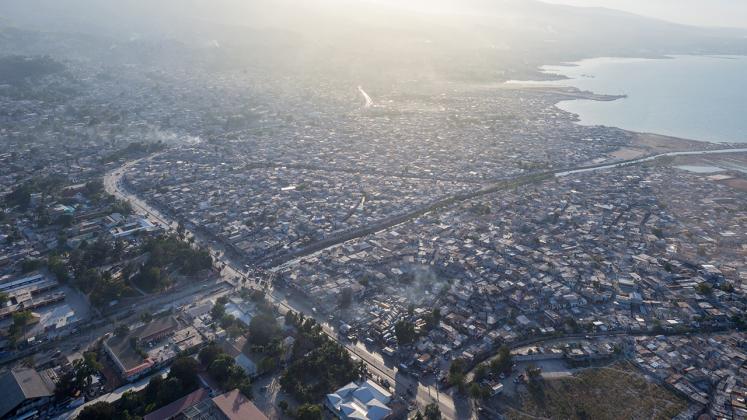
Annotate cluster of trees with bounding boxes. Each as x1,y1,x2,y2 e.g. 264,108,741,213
447,358,467,390
294,403,323,420
64,234,210,304
280,311,366,403
78,356,199,420
130,235,212,292
210,296,246,339
525,364,544,402
3,174,66,210
101,141,166,163
249,312,281,347
69,238,126,275
489,345,513,375
20,258,44,273
414,403,442,420
55,352,102,400
338,286,353,308
76,268,133,308
198,343,252,397
472,345,513,382
395,319,416,345
135,235,212,288
8,310,34,344
394,308,440,346
78,180,131,215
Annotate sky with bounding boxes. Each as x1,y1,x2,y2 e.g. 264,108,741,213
541,0,747,28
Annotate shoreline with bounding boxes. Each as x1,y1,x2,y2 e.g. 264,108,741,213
509,55,747,151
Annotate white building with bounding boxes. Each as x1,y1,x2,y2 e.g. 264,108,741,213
325,379,393,420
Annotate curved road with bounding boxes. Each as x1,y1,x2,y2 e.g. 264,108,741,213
358,86,374,108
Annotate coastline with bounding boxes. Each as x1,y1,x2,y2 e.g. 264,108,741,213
512,55,747,152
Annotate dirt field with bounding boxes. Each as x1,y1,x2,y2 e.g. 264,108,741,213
501,363,688,420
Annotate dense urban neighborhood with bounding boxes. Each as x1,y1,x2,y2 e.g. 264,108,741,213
2,1,747,419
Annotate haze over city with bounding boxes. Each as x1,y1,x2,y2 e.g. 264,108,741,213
0,1,745,420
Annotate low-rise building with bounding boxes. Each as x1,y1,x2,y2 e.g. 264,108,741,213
0,368,55,419
325,379,393,420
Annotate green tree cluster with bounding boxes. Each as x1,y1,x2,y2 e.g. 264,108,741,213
394,319,416,345
280,311,366,403
199,343,252,397
55,352,103,399
489,345,513,375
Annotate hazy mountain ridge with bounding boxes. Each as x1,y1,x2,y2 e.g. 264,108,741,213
1,0,746,83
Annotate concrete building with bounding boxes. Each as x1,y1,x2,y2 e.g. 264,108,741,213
0,368,55,419
325,379,393,420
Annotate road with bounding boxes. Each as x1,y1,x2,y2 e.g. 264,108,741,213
358,86,374,108
555,146,747,177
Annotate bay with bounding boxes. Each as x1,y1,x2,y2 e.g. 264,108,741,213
518,55,747,144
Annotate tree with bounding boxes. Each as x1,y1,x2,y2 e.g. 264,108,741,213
526,364,542,380
432,307,441,323
394,320,416,345
55,352,101,399
696,282,713,296
469,382,483,400
278,400,289,413
12,310,33,336
295,404,322,420
719,282,735,293
115,324,130,337
339,287,352,308
473,363,488,381
78,401,115,420
21,258,43,273
248,312,281,346
489,345,513,375
140,312,153,323
156,377,185,406
0,292,8,306
448,358,466,390
13,311,32,327
47,255,70,282
199,343,222,366
144,375,164,405
208,354,235,383
424,403,442,420
280,338,363,403
168,356,199,391
211,301,226,320
57,213,74,227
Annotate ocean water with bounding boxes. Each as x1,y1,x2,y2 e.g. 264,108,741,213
524,55,747,144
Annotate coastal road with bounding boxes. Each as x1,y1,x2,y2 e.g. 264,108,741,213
555,146,747,177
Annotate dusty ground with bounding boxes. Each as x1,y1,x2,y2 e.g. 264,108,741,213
497,363,687,420
608,132,719,161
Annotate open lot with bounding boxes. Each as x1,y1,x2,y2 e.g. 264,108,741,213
499,363,688,420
